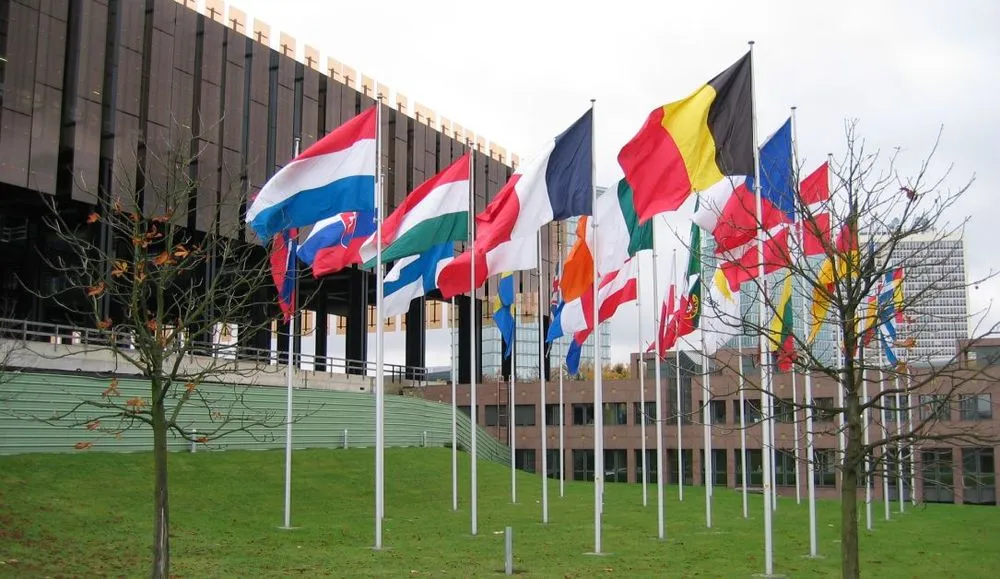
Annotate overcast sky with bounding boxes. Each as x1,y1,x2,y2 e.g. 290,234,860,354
226,0,999,365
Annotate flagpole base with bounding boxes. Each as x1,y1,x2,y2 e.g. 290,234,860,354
753,574,788,578
584,552,612,556
277,526,300,531
802,554,825,560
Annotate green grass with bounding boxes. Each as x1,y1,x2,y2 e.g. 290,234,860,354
1,448,997,577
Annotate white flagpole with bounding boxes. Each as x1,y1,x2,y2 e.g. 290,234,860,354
451,298,458,512
906,368,917,505
281,137,301,531
879,341,890,521
863,344,873,531
469,142,479,537
895,375,904,513
674,246,683,504
791,368,802,504
652,240,667,541
805,367,819,555
374,97,386,549
510,297,517,505
738,336,749,519
637,260,648,507
538,230,549,522
789,106,802,507
557,229,566,499
701,331,713,529
589,98,605,555
749,40,775,576
832,151,846,491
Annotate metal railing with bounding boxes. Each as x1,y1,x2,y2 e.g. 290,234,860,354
0,317,426,384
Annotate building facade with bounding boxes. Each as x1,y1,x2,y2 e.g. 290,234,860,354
0,0,564,383
423,340,1000,506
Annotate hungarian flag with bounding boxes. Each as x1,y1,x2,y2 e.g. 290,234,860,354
560,179,653,302
800,162,831,256
618,52,754,222
359,153,470,266
768,273,796,371
436,110,593,299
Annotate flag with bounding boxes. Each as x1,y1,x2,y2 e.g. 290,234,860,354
663,219,702,350
296,211,377,277
565,337,584,375
493,272,517,359
269,229,298,322
768,272,796,371
702,268,742,355
560,179,653,301
800,162,831,256
359,153,470,267
717,225,792,291
650,269,677,356
437,110,593,298
879,268,905,323
549,260,562,316
382,242,454,319
547,258,639,342
806,220,860,343
246,107,377,239
618,52,753,222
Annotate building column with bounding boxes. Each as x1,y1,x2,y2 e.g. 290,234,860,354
458,294,482,385
345,269,368,375
405,296,425,380
314,291,328,372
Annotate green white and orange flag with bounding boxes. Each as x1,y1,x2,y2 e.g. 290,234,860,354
769,272,796,371
618,52,754,222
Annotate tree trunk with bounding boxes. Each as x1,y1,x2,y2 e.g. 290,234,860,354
841,389,862,579
152,397,170,579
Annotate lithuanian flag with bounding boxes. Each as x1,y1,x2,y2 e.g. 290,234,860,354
769,272,796,372
618,52,754,222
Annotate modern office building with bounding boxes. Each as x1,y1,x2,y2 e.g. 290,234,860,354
0,0,563,383
423,338,1000,506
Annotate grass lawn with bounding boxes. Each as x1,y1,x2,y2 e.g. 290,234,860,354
1,447,997,577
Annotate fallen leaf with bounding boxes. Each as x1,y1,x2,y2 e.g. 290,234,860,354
185,382,197,393
74,441,93,450
126,397,146,411
196,436,208,443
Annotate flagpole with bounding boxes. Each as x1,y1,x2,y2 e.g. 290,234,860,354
701,330,713,529
558,228,566,499
863,342,872,531
789,106,802,507
538,230,549,523
832,152,846,490
879,340,890,521
468,140,479,536
374,96,386,550
738,335,749,519
906,368,916,506
451,297,458,512
674,247,683,504
895,374,904,513
510,292,517,505
749,40,775,576
281,136,301,531
637,254,648,507
587,98,605,555
652,240,666,541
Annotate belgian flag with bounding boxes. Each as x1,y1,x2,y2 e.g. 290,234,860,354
618,52,754,223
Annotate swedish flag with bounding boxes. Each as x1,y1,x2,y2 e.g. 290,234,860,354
493,272,516,359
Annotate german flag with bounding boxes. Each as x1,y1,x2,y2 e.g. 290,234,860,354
618,52,754,222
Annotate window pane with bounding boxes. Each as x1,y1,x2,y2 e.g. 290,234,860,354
515,404,536,426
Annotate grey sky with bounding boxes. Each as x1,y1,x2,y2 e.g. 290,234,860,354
229,0,999,363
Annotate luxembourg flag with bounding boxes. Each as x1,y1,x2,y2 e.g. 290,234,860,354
436,109,593,299
296,211,377,278
246,107,377,240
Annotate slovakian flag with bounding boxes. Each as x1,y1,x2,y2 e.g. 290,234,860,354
800,162,831,256
246,107,376,240
269,228,298,322
296,211,377,277
560,179,653,302
359,153,470,267
618,52,754,222
436,110,593,299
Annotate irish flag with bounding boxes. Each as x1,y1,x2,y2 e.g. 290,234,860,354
618,52,754,222
768,272,796,371
560,179,653,302
359,153,470,266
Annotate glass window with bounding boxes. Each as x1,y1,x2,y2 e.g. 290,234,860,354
546,449,562,480
735,449,764,487
775,449,798,486
732,399,762,424
604,449,628,483
775,398,795,423
668,449,694,485
545,403,563,426
573,449,595,481
814,397,835,423
922,448,954,504
515,449,536,473
920,395,951,421
634,449,658,483
514,404,536,426
710,400,726,424
813,449,838,487
960,394,992,421
699,449,728,486
633,401,655,425
962,448,996,505
485,405,508,427
604,402,627,426
573,403,595,426
458,405,471,419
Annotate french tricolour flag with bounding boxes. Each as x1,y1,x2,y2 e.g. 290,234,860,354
297,211,377,278
436,109,593,299
246,107,377,240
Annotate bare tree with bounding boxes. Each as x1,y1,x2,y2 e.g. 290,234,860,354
14,129,304,578
695,121,1000,579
